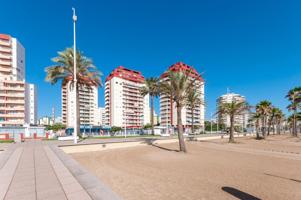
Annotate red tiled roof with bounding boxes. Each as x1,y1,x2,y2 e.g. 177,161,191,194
105,66,145,83
160,62,204,82
0,34,11,40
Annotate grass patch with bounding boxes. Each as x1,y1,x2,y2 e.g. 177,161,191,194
0,140,14,143
42,138,58,141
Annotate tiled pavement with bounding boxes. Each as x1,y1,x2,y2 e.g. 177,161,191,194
0,141,120,200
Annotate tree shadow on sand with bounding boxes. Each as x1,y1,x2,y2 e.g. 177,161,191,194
142,138,179,152
222,187,261,200
264,173,301,183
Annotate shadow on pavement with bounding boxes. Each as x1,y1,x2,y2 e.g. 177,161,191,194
222,187,261,200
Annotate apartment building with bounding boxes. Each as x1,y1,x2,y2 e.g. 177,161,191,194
217,92,249,129
95,107,106,126
160,62,205,130
104,66,150,128
0,34,26,127
62,82,98,127
25,83,37,125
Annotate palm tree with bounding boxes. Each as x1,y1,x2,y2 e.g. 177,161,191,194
268,107,279,135
256,100,272,139
160,70,194,152
274,108,284,135
216,100,250,143
286,87,301,137
140,77,160,135
250,112,261,139
186,88,203,136
45,47,102,135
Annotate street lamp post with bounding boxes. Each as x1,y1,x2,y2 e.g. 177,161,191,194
72,8,78,144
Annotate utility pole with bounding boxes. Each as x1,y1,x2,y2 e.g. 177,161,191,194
72,8,78,144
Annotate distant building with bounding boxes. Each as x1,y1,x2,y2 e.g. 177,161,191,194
62,82,98,127
0,34,26,127
160,62,205,130
217,92,249,129
104,66,150,128
38,116,53,126
25,83,37,125
54,116,62,124
95,107,106,126
153,111,159,125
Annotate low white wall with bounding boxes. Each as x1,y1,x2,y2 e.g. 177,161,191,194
61,133,256,154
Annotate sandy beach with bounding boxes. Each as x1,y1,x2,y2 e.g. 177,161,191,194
71,135,301,200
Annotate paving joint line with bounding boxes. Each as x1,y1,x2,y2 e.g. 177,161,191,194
33,141,38,200
41,143,69,200
3,146,24,200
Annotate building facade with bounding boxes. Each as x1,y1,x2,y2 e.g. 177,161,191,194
217,92,249,129
25,83,37,125
160,62,205,130
38,116,53,126
62,82,98,127
104,66,150,128
0,34,26,127
95,107,106,126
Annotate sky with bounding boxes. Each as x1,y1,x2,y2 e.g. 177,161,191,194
1,0,301,120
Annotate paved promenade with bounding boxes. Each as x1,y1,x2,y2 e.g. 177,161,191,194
0,140,120,200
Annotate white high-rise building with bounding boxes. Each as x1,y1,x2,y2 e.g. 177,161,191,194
25,83,37,125
62,82,98,127
95,107,106,126
160,62,205,130
0,34,26,127
104,66,150,128
217,92,249,129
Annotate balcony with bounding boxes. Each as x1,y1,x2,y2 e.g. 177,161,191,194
0,120,24,125
0,54,11,60
1,99,24,104
0,40,11,46
0,46,11,53
0,66,11,73
0,93,24,98
0,113,24,118
2,86,24,91
0,60,11,66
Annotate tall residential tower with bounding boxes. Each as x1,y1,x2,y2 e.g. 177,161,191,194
217,92,249,129
0,34,25,127
104,66,150,128
25,83,37,125
62,82,98,127
160,62,205,131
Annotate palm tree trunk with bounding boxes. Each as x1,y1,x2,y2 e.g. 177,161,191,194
150,95,154,135
262,117,266,139
229,114,235,143
177,104,187,152
256,121,260,139
267,119,271,136
293,110,297,137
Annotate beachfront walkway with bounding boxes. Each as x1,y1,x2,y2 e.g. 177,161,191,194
0,140,120,200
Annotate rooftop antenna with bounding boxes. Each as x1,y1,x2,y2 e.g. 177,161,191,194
227,87,230,94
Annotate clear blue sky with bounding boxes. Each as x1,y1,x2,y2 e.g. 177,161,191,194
1,0,301,120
